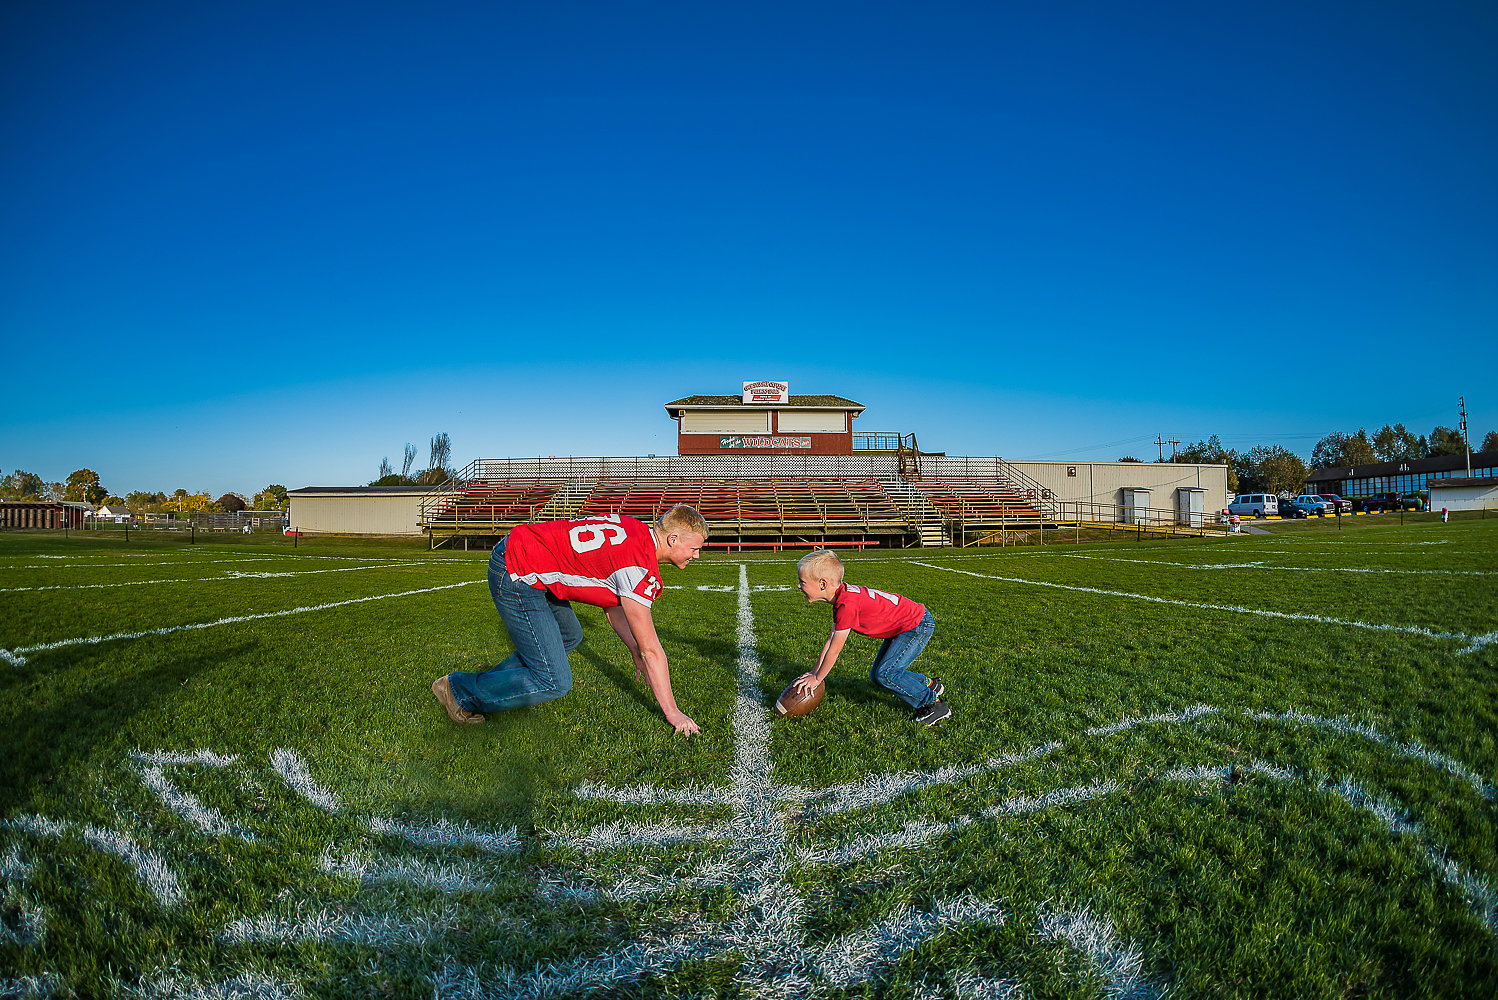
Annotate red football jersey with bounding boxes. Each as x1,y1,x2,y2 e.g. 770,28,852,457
832,583,927,639
504,515,663,608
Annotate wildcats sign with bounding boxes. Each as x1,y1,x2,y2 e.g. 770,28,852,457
742,380,789,404
721,436,811,449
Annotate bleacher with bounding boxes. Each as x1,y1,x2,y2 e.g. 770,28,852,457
416,456,1075,548
908,476,1045,524
579,477,908,533
421,479,568,531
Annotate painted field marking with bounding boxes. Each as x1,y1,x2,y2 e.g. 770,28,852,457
270,749,342,812
0,843,45,948
1,814,184,907
0,561,437,593
318,850,496,892
910,561,1490,652
1060,553,1498,576
136,764,256,842
223,907,467,947
369,816,521,854
0,580,482,666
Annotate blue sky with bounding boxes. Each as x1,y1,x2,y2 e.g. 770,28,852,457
3,1,1495,497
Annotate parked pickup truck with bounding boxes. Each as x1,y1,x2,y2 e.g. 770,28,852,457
1292,494,1333,516
1317,494,1353,514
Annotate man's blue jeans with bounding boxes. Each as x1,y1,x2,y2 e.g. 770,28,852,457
446,537,583,714
870,609,938,709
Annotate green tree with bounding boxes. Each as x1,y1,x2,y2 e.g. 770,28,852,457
1247,445,1309,496
1310,430,1376,469
1482,430,1498,453
252,485,288,510
64,468,108,505
1173,435,1240,492
126,490,164,515
1117,456,1142,463
2,470,46,500
1371,424,1424,463
1428,425,1467,457
418,431,455,484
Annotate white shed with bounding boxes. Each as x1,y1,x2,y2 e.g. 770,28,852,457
1428,477,1498,512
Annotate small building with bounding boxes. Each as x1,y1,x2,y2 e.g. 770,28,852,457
287,486,428,535
1306,450,1497,503
93,505,133,523
1429,477,1498,512
0,501,87,530
664,382,865,456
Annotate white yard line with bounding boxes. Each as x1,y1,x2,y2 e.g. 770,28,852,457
910,561,1485,651
0,580,481,666
1061,553,1497,576
0,562,419,594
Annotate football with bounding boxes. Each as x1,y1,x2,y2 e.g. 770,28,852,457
775,678,824,718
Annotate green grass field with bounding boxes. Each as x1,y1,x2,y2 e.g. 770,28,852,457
1,517,1495,999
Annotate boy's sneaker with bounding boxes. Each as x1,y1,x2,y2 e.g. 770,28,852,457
925,677,945,700
432,675,485,724
913,699,952,727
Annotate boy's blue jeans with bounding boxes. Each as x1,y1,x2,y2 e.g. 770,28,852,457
446,537,583,714
870,609,938,709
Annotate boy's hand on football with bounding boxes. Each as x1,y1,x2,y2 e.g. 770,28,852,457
792,672,821,697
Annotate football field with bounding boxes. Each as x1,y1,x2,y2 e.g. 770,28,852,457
1,517,1495,999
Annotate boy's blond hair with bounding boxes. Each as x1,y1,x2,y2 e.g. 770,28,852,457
656,504,709,538
797,548,844,584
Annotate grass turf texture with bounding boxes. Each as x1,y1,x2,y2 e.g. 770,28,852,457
0,520,1493,998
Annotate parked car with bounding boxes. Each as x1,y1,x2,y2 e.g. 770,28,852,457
1317,493,1353,514
1354,493,1401,512
1400,491,1428,511
1228,493,1278,518
1277,497,1314,518
1293,494,1333,516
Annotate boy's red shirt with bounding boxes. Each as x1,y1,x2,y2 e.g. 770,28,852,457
832,583,926,639
505,515,663,609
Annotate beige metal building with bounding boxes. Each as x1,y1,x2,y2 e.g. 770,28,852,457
287,486,427,536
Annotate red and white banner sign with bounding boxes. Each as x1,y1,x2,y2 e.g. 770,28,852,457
720,436,811,449
742,380,788,405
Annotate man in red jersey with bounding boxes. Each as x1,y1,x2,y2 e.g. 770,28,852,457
432,504,709,736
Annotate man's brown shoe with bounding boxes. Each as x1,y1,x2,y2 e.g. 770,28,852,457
432,675,485,724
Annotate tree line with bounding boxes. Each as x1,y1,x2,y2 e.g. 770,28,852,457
1,469,288,517
368,432,456,486
1154,422,1498,497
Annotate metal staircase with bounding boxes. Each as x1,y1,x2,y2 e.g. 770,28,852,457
879,476,949,547
534,478,596,520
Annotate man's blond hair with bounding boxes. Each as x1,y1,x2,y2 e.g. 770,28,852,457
656,504,709,539
797,548,843,583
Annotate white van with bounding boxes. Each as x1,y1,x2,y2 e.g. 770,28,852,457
1228,493,1278,518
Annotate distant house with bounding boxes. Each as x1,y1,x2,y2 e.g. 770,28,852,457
94,505,133,523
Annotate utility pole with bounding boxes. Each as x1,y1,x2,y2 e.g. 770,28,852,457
1154,434,1166,462
1168,437,1180,461
1459,396,1472,477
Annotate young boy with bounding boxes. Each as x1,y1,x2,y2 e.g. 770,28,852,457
792,549,950,726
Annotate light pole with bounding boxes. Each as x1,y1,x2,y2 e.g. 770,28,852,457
1458,396,1472,478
